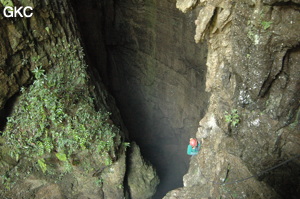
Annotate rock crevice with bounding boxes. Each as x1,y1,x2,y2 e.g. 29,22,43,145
0,1,159,198
164,0,300,198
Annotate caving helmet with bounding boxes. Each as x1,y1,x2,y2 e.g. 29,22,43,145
189,138,198,147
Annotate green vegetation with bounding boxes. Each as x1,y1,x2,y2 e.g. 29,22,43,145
37,159,47,173
45,27,50,34
1,43,117,176
225,109,240,127
261,21,272,30
1,174,12,190
0,0,14,7
95,178,103,187
259,7,272,31
247,8,272,44
123,142,130,148
56,152,67,161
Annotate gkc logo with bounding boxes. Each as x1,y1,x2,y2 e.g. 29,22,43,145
3,6,33,18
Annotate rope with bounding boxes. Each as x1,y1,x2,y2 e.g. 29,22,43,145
199,154,300,185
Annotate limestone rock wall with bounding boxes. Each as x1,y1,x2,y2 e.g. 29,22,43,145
165,0,300,198
0,0,77,110
0,0,158,198
127,142,160,199
104,0,209,197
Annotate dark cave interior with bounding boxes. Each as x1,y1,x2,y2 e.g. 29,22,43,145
71,0,209,198
0,0,299,198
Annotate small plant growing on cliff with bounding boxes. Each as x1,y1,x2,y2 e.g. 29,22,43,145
261,21,272,30
225,109,240,127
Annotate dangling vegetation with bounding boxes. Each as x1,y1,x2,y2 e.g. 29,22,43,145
1,42,117,176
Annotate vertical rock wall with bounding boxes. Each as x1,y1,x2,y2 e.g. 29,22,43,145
165,0,300,198
0,1,159,198
0,0,78,120
104,0,209,198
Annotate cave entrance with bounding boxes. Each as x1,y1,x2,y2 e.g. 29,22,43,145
72,0,209,198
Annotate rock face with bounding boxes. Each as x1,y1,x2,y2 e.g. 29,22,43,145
0,0,78,121
127,142,160,199
1,0,300,198
164,0,300,198
101,0,209,198
0,0,158,198
72,0,300,198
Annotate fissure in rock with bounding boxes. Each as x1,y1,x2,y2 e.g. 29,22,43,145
72,0,209,198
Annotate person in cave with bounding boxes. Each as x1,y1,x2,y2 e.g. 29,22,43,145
187,138,201,156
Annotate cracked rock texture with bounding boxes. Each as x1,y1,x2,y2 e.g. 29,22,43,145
1,0,300,198
0,0,158,198
127,142,160,199
165,0,300,198
0,0,77,111
101,0,209,198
